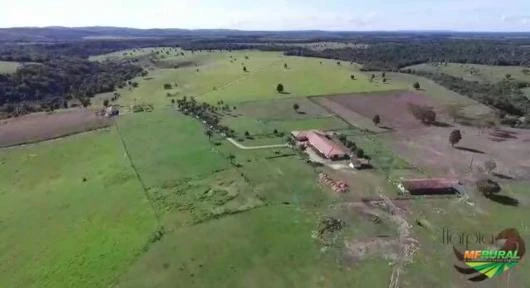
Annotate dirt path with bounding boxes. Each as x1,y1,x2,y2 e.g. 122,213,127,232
226,138,288,150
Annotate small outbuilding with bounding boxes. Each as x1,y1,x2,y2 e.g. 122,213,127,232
349,158,372,170
105,105,120,117
398,178,460,195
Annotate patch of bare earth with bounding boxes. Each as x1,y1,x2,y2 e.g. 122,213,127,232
0,109,112,147
335,195,418,288
317,91,530,182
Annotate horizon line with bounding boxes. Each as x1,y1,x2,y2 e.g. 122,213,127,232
1,26,530,34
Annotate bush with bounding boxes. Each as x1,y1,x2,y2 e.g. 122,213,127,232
476,179,501,195
356,148,365,158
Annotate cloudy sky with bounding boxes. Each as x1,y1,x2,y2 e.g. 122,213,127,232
0,0,529,31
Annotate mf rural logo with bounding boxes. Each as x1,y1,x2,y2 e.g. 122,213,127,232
452,228,526,282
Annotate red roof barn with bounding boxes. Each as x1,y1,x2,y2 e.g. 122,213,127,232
292,130,349,160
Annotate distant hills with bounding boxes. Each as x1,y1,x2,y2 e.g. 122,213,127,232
2,26,530,43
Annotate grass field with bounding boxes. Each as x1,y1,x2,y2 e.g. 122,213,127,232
95,50,404,110
2,47,530,288
404,62,530,83
0,128,157,288
118,206,392,288
0,60,20,74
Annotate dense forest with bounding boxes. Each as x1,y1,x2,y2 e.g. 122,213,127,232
1,31,530,118
285,40,530,71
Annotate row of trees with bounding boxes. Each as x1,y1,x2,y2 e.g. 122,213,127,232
406,70,530,117
174,96,235,138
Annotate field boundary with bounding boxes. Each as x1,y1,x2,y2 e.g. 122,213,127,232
0,123,113,149
114,121,162,224
226,137,288,150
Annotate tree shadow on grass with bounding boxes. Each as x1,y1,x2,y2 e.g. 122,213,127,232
485,194,519,207
432,121,453,127
279,91,291,95
296,111,307,115
493,172,515,180
455,146,485,154
379,125,394,131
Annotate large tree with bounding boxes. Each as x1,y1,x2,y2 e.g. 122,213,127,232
449,129,462,147
276,83,284,93
293,103,300,111
476,179,501,196
372,115,381,126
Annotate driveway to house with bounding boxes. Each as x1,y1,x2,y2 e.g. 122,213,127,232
226,138,288,150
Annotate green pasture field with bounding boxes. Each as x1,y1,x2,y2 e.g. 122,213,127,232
404,62,530,83
0,60,20,74
0,128,157,288
94,50,404,110
116,110,230,188
3,47,529,288
118,205,392,288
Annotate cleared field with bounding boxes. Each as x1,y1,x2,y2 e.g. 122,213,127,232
3,48,529,288
100,50,403,109
314,91,436,131
388,72,493,117
0,60,20,73
404,62,530,83
199,55,404,103
0,109,112,147
119,206,391,288
315,90,530,180
0,128,157,288
236,97,333,121
116,110,230,188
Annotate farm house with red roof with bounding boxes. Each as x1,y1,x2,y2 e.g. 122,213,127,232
291,130,349,160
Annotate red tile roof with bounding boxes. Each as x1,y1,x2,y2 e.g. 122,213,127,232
306,131,348,159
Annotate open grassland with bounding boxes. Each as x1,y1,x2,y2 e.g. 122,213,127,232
0,60,20,74
99,50,404,109
119,206,391,288
116,110,229,187
2,48,529,288
0,128,157,288
404,63,530,83
112,107,396,287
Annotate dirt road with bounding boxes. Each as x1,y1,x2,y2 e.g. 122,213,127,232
226,138,288,150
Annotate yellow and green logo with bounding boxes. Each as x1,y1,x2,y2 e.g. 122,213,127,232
453,228,526,282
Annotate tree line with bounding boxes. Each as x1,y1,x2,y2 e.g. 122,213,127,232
404,70,530,116
284,40,530,71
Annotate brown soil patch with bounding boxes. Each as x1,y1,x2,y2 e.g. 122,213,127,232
313,90,437,131
0,109,112,147
314,91,530,182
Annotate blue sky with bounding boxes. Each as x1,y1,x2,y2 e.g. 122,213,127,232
0,0,529,31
